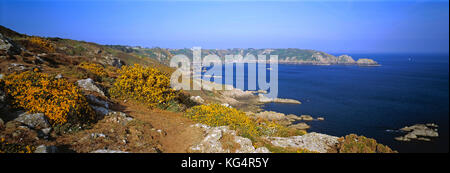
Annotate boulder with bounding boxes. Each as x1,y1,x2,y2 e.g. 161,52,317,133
267,132,339,153
34,145,58,153
86,95,110,108
0,33,21,57
77,78,105,96
99,55,123,68
189,124,270,153
91,105,111,117
14,112,50,129
190,96,204,104
55,74,63,79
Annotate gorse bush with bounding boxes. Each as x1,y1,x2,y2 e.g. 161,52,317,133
78,62,107,77
185,104,302,140
109,64,178,108
0,71,96,125
337,134,396,153
0,138,35,153
25,36,55,53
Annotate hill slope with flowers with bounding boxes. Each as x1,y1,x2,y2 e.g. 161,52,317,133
0,25,395,153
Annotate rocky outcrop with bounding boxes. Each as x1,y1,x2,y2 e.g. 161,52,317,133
190,96,204,104
77,78,105,96
288,123,310,130
189,124,270,153
90,149,128,153
267,132,339,153
0,33,21,59
34,145,58,153
86,94,110,109
394,123,439,142
299,115,313,121
99,55,123,68
356,58,379,66
14,112,50,129
337,55,356,64
254,111,286,121
258,94,301,104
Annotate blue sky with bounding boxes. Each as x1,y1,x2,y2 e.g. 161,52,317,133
1,0,449,53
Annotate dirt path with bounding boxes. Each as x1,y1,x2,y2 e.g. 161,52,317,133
116,101,204,153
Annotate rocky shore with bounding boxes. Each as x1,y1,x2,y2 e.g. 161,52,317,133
394,123,439,142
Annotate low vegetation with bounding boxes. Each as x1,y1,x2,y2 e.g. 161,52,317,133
0,71,96,125
0,138,35,153
77,62,107,78
185,104,304,141
337,134,397,153
24,36,55,53
109,64,178,109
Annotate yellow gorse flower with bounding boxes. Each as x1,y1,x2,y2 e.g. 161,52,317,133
109,64,177,108
0,138,35,153
78,62,108,77
26,36,55,52
184,104,297,140
0,71,95,125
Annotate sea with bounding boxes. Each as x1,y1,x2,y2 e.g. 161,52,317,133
203,53,449,153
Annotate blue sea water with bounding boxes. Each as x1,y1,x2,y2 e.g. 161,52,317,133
209,53,449,153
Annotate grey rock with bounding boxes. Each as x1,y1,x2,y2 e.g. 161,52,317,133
91,149,128,153
77,78,105,96
395,123,439,142
40,127,52,135
267,132,339,153
91,105,111,117
100,55,123,68
190,96,204,104
190,124,270,153
55,74,63,79
34,145,58,153
86,95,110,108
14,112,50,129
90,133,106,139
8,63,29,72
0,33,21,56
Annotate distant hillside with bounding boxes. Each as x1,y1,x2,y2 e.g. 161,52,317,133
107,46,379,66
0,25,173,74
